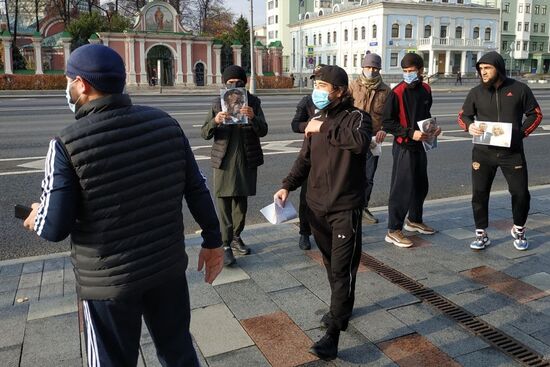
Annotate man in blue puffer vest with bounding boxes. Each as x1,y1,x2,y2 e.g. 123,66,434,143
23,44,223,367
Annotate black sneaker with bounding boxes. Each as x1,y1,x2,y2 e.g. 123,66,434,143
320,312,332,328
299,234,312,250
309,332,339,361
362,208,379,224
223,247,236,266
230,237,251,255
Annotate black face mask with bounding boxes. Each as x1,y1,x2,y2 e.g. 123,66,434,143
226,80,246,88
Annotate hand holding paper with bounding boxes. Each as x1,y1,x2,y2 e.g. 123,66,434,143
261,192,297,225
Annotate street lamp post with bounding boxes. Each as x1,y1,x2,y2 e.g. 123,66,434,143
249,0,256,94
298,1,303,93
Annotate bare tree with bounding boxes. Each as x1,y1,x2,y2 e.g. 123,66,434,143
4,0,10,33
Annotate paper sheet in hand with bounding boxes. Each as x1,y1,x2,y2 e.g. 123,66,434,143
370,136,381,156
472,121,512,148
260,199,297,224
417,117,438,151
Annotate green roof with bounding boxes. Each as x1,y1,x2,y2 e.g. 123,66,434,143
254,40,264,47
268,40,283,48
213,39,223,45
33,31,42,37
1,30,11,36
60,31,72,38
89,33,99,39
232,39,242,45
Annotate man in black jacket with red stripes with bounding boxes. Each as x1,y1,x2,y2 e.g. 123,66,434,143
458,51,543,251
382,53,441,248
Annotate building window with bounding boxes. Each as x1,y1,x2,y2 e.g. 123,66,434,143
535,5,540,14
516,41,520,50
543,5,547,15
405,24,413,38
275,0,278,7
392,23,399,38
484,27,491,40
344,29,348,41
526,4,530,13
503,22,508,31
354,27,358,41
502,40,508,50
517,22,522,32
440,25,447,38
534,23,539,32
327,32,331,44
540,43,544,51
305,36,308,45
523,41,528,51
361,26,366,39
519,4,523,13
268,1,274,10
333,55,336,65
524,22,529,32
319,34,322,45
353,54,357,67
442,0,448,3
372,24,377,38
473,26,479,39
457,0,463,3
390,53,398,67
344,55,348,67
532,42,537,51
424,25,432,37
275,31,278,38
542,23,546,33
313,34,317,45
327,55,330,65
504,2,510,12
333,31,337,43
455,26,462,38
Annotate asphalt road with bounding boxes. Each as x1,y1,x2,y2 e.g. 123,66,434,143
1,90,550,260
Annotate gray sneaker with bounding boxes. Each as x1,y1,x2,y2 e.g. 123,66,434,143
511,227,529,251
470,230,490,250
362,208,379,224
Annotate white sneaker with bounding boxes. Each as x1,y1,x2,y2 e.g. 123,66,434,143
470,230,490,250
511,226,529,251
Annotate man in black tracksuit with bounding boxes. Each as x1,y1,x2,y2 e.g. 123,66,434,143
458,51,542,251
382,53,441,248
275,65,372,361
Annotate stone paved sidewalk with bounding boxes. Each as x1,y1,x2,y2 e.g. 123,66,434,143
1,185,550,366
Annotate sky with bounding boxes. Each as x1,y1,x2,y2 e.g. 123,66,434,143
228,0,266,27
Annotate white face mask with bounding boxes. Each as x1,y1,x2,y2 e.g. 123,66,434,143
65,79,81,113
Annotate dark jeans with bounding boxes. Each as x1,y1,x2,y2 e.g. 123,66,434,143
217,196,248,245
471,147,530,229
308,207,363,334
299,179,311,236
82,275,198,367
364,151,379,207
388,143,428,230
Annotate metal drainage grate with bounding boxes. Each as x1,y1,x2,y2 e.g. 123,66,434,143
360,252,550,367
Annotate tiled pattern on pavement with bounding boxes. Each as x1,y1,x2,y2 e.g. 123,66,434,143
1,186,550,366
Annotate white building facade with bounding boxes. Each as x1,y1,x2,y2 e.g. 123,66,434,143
286,0,500,77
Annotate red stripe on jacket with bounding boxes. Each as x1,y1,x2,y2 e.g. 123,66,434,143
393,82,431,144
524,106,543,136
457,109,468,131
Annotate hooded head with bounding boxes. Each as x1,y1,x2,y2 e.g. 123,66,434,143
476,51,507,87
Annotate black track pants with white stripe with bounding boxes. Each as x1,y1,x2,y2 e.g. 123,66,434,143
308,207,363,334
82,275,198,367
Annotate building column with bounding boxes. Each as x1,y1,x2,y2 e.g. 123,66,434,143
213,43,223,85
269,46,283,76
186,41,193,85
139,39,147,86
445,50,452,75
127,35,137,85
60,32,72,69
256,47,264,76
176,41,184,85
32,34,43,75
477,51,483,64
206,42,213,85
460,51,467,75
102,37,109,47
231,44,243,66
1,35,13,74
428,49,435,75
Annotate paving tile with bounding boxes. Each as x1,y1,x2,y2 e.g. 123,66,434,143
20,312,81,367
237,255,302,293
0,344,21,367
491,219,514,231
520,272,550,292
273,250,320,272
15,286,40,304
240,311,318,367
186,269,222,310
41,269,63,285
306,250,370,273
21,261,43,274
206,346,270,367
388,303,488,357
480,304,550,335
190,303,254,357
442,228,475,240
454,347,521,367
532,327,550,348
0,304,28,348
405,235,432,248
211,264,250,286
27,296,77,321
462,266,548,303
354,271,419,310
63,280,77,298
0,276,20,293
446,288,513,317
0,290,16,307
351,304,413,343
377,333,461,367
18,272,42,289
419,271,485,297
140,342,162,367
43,258,65,272
269,285,328,331
0,263,23,278
214,279,279,320
288,265,332,305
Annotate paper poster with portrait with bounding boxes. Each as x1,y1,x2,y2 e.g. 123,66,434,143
145,5,174,32
416,117,438,151
472,121,512,148
220,87,248,124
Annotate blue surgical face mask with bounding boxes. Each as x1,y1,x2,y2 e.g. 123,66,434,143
65,79,81,113
312,89,330,110
403,71,419,84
